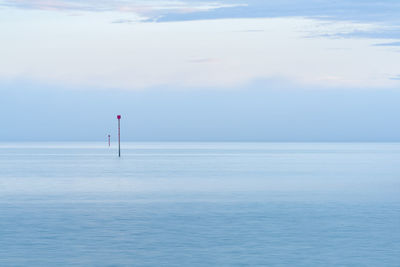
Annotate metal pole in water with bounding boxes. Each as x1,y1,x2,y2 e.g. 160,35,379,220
108,134,111,147
117,115,121,157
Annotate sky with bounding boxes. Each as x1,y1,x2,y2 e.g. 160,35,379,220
1,0,400,141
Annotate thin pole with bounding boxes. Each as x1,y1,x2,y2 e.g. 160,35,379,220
117,115,121,157
118,120,120,157
108,134,110,147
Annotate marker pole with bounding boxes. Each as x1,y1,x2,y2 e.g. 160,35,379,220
108,134,111,147
117,115,121,157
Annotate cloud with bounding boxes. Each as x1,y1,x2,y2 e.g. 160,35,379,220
328,29,400,40
1,2,400,90
4,0,400,44
3,0,400,24
1,16,400,90
390,75,400,80
154,0,400,23
111,19,135,24
1,0,246,20
151,0,400,43
186,58,217,64
374,41,400,46
236,30,265,33
3,0,400,43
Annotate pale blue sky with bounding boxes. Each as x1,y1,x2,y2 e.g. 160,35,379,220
0,0,399,141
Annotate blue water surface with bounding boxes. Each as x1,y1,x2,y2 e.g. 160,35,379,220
0,142,399,266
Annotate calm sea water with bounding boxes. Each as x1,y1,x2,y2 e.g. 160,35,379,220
0,142,399,266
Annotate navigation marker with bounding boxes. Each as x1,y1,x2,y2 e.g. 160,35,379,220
117,115,121,157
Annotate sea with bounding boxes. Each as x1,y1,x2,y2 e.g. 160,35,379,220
0,142,399,266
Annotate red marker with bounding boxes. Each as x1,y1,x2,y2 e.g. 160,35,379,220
117,115,121,157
